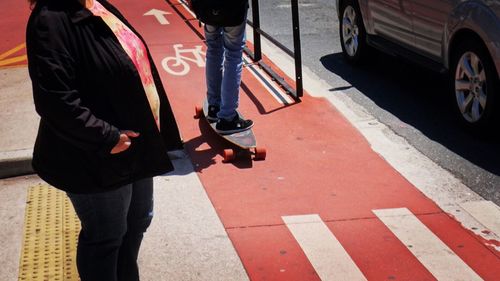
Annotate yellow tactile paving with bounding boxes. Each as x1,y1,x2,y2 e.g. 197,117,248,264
19,184,80,281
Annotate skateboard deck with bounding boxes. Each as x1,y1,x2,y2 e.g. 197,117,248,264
195,99,266,162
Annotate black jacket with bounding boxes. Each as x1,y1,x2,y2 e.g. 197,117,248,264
26,0,183,193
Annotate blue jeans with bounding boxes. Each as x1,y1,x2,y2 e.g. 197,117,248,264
66,178,154,281
204,18,247,121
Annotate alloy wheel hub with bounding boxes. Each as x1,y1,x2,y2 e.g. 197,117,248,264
342,6,358,57
455,52,487,123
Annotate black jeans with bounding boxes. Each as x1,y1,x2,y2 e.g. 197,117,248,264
67,177,154,281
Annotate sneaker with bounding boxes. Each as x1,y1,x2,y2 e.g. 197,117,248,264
207,105,220,122
215,115,254,134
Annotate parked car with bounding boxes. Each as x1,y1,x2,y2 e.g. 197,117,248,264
335,0,500,131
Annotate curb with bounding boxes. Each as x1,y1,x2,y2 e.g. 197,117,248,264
0,149,34,179
0,149,188,179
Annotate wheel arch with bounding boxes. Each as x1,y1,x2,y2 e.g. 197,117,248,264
337,0,372,33
447,29,486,68
445,2,500,79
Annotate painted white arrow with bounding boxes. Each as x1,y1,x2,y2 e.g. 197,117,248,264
144,9,172,25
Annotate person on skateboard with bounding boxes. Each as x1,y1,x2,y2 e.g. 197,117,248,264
188,0,254,134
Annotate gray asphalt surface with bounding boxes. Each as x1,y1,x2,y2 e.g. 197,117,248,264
251,0,499,204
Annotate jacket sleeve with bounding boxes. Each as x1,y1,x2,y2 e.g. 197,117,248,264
27,11,120,154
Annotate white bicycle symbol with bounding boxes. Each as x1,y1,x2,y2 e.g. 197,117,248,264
162,44,206,76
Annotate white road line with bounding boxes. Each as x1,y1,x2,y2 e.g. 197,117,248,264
373,208,483,281
282,214,367,281
177,0,196,18
277,4,317,8
460,201,500,236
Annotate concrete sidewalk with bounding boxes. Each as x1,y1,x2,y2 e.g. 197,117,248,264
0,67,38,179
0,156,250,281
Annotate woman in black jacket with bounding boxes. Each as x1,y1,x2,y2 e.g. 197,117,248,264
26,0,183,280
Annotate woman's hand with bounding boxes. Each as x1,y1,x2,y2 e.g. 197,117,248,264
111,130,140,154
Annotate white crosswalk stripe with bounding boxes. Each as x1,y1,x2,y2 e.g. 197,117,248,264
282,214,367,281
373,208,483,281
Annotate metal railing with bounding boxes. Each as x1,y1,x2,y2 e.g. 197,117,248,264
246,0,303,100
170,0,303,100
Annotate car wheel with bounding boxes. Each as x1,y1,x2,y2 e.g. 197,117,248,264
450,40,499,131
339,0,368,63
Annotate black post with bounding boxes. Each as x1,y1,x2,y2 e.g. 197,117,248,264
291,0,303,98
251,0,262,61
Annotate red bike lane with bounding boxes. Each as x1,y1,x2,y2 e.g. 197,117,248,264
113,0,499,280
5,0,498,279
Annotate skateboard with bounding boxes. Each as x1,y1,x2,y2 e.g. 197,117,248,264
194,100,266,162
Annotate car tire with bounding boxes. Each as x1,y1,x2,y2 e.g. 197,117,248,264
450,39,499,132
339,0,368,63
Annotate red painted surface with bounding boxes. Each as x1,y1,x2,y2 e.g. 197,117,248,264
113,0,500,279
327,218,437,281
419,214,500,279
74,0,500,279
0,0,30,67
227,226,321,281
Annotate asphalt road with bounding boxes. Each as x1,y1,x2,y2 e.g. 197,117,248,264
251,0,499,204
